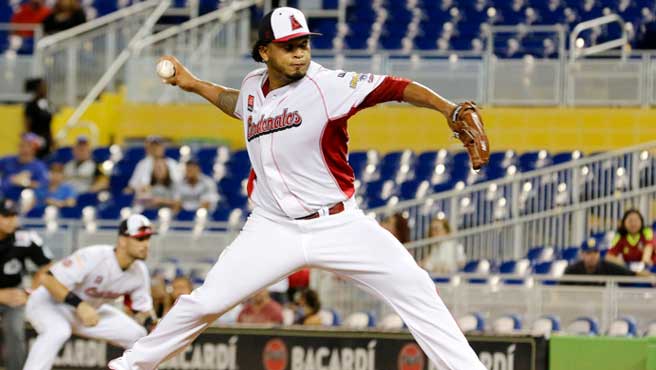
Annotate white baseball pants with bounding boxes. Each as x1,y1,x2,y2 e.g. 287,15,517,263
24,287,147,370
112,205,486,370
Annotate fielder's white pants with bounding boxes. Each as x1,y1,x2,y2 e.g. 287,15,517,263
114,205,485,370
24,287,147,370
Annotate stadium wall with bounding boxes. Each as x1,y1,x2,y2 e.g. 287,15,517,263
550,336,656,370
3,96,656,155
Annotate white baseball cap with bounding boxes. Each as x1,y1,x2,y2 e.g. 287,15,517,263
119,214,154,238
258,7,322,43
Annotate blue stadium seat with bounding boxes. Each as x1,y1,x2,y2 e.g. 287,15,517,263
560,246,580,263
165,147,181,161
51,147,73,164
92,147,111,163
124,147,146,162
77,192,99,208
566,317,600,336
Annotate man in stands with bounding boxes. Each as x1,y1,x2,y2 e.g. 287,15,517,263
0,133,48,203
173,159,218,213
63,136,108,194
237,289,283,325
563,239,651,286
10,0,51,38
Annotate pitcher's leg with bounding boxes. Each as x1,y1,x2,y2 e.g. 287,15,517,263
309,214,485,370
112,214,306,370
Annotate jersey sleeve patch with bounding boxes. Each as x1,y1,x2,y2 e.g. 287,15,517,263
14,230,43,247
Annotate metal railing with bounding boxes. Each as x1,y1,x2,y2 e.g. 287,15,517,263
126,0,256,104
35,0,166,107
366,141,656,261
311,271,656,335
0,23,44,102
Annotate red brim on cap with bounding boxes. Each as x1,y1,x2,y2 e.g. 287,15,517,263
131,229,155,238
272,31,322,43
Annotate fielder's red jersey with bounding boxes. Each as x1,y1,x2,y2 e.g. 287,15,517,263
234,61,410,219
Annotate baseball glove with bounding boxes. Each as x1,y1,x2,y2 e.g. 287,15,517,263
448,101,490,171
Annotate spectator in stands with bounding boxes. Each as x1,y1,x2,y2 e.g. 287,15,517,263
380,212,410,244
237,289,283,324
127,136,181,194
268,278,288,305
563,238,650,286
0,133,48,202
134,158,178,212
150,276,171,319
42,0,86,35
174,159,219,212
606,209,654,267
287,268,310,303
294,289,322,326
63,136,108,193
23,78,53,159
420,218,466,274
45,162,76,208
170,276,193,303
10,0,51,38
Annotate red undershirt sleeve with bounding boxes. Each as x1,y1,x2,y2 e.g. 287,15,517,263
358,76,412,110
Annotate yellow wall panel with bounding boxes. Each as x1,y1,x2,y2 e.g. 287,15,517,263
2,100,655,155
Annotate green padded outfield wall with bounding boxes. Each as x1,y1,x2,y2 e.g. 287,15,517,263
550,336,656,370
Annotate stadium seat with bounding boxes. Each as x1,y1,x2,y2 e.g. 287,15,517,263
282,307,295,325
530,315,561,337
526,246,555,264
492,314,522,334
608,316,638,337
566,317,600,336
319,309,342,326
498,259,530,284
644,322,656,337
343,312,376,328
560,246,580,263
457,312,485,333
379,313,405,329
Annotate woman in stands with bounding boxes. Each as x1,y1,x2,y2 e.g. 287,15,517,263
420,217,466,274
293,289,322,326
606,209,654,267
134,158,178,212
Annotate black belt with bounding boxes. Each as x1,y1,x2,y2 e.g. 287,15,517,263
296,202,345,220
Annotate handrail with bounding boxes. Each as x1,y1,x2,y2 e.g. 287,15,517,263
36,0,161,50
368,140,656,216
404,183,656,250
569,14,628,62
56,0,172,142
134,0,258,49
432,273,656,285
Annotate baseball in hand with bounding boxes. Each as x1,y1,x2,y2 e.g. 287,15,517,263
156,59,176,79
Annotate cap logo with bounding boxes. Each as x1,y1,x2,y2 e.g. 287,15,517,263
290,14,303,31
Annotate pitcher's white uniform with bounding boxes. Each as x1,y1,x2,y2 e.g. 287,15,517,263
111,7,485,370
24,246,151,370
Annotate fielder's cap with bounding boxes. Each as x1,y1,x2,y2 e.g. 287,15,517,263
119,214,154,238
0,199,19,217
581,238,599,252
258,7,321,43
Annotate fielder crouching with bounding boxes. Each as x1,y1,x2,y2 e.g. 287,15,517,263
23,215,157,370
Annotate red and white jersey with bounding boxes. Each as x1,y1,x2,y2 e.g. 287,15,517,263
234,61,410,219
49,245,152,311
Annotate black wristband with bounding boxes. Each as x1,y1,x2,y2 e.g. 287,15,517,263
64,291,82,308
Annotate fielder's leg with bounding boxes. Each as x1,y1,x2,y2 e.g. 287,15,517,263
23,289,74,370
110,211,307,370
0,304,27,370
73,304,147,348
306,210,486,370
